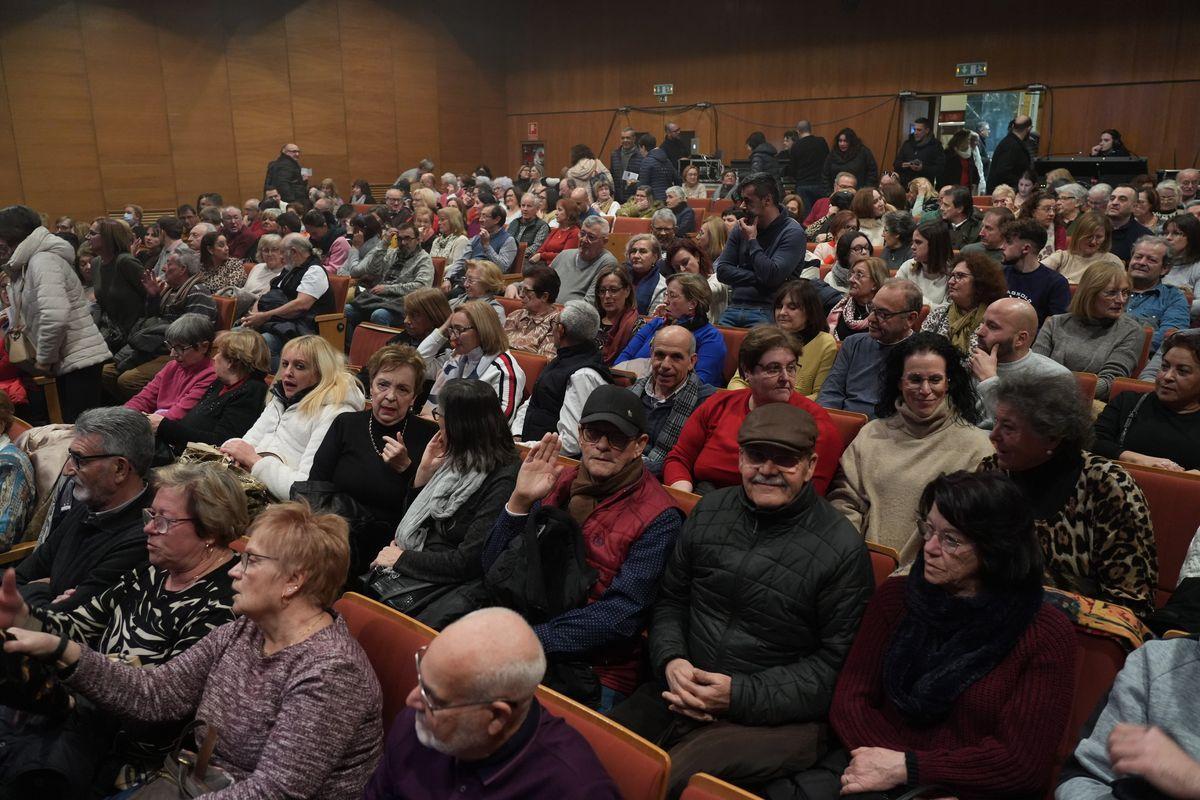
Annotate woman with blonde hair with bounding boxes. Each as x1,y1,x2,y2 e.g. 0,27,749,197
220,334,365,499
1033,260,1145,401
1043,211,1124,283
450,259,506,321
681,164,707,199
695,215,728,265
990,183,1017,212
907,177,938,216
418,299,525,421
430,206,469,265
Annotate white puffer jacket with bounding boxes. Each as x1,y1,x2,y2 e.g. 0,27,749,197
8,227,110,375
234,384,365,500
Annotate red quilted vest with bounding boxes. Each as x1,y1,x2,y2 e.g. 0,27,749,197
545,465,680,694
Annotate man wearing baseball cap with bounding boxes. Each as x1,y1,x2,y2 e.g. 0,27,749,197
610,402,873,798
482,384,684,711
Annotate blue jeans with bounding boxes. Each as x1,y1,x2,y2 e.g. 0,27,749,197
720,305,772,327
596,685,627,714
261,330,283,372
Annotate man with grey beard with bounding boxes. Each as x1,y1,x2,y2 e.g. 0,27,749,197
362,607,619,799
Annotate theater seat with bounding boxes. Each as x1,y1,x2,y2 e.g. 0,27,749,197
1073,372,1098,405
212,294,236,331
1050,627,1126,796
606,232,632,262
1135,325,1154,375
709,199,733,214
512,350,549,400
682,773,761,800
537,684,671,800
714,326,749,384
1121,463,1200,606
497,296,524,317
316,275,352,351
348,322,404,371
432,256,447,289
826,408,869,448
664,485,701,516
6,416,31,441
867,541,900,588
686,198,708,213
1109,376,1154,402
613,217,651,235
334,592,436,727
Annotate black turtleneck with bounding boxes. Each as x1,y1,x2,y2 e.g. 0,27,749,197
1006,446,1085,521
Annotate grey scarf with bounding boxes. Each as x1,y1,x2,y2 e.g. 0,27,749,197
393,462,487,551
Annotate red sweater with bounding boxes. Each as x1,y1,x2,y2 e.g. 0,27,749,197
830,578,1077,799
661,389,842,495
537,225,580,264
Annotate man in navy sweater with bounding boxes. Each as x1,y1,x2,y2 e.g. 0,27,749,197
715,174,807,326
1000,218,1070,327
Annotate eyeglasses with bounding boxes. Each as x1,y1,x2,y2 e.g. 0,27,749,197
849,244,871,254
597,286,625,296
414,646,526,717
753,362,798,378
238,550,277,569
447,325,475,337
431,407,442,421
1100,289,1131,300
869,307,910,322
143,508,196,535
517,285,539,297
580,425,634,450
740,445,805,470
164,341,197,354
917,519,970,553
652,227,676,236
947,271,973,283
67,450,121,469
903,373,946,388
397,235,416,243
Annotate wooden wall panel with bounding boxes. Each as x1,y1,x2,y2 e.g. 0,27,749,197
338,0,398,189
154,2,240,210
0,49,25,209
0,1,104,218
284,2,349,193
390,7,441,178
78,3,177,213
225,4,295,205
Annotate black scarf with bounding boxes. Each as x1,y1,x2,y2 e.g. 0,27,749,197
270,381,314,410
1006,445,1084,522
883,553,1044,725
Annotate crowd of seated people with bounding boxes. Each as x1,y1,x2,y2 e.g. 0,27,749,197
0,122,1198,799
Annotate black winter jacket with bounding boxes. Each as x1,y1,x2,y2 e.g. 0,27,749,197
893,135,946,186
263,153,307,202
987,132,1032,191
822,146,879,189
649,483,873,727
642,148,681,201
749,142,782,178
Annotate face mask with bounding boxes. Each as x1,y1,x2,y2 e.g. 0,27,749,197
123,212,134,222
956,147,971,159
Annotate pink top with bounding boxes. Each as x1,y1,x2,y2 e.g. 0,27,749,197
125,357,217,420
322,237,351,275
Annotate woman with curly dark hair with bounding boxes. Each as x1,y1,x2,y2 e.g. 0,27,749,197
821,127,879,189
828,331,992,550
921,251,1008,359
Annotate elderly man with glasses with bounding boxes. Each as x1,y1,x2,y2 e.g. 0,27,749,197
363,608,619,799
611,402,872,799
483,385,684,712
15,408,154,613
548,215,618,304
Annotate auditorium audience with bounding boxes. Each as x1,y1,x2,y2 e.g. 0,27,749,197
5,501,383,797
1034,260,1145,401
594,264,641,365
1093,330,1200,471
449,259,506,322
829,332,991,550
802,471,1075,800
347,221,434,334
991,182,1017,212
806,172,859,226
549,215,617,304
221,334,365,500
715,174,808,326
617,184,662,219
617,272,726,387
809,211,860,268
528,198,580,265
1163,213,1200,318
0,462,244,795
970,298,1071,428
827,255,889,343
512,300,609,455
819,278,921,417
125,313,216,427
897,219,952,306
610,127,643,203
448,204,516,283
729,280,838,399
665,325,841,494
219,205,259,261
1133,186,1163,232
1002,217,1071,326
1043,211,1123,284
240,232,332,368
341,212,383,276
823,127,879,189
921,251,1007,358
665,186,696,236
428,206,470,266
612,402,872,798
418,300,525,421
484,387,684,710
653,239,729,332
364,607,619,799
650,208,679,253
1126,235,1190,353
976,373,1157,618
987,116,1033,190
155,327,270,455
880,209,915,269
1021,189,1063,259
1107,185,1154,263
0,205,110,420
504,264,561,357
940,185,983,249
88,217,146,353
16,408,152,611
681,164,706,199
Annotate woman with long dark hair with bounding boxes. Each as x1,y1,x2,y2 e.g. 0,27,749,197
897,220,953,306
366,378,519,625
87,217,146,353
821,127,879,188
829,331,992,550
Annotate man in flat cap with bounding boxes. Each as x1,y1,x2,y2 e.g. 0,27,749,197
483,384,684,712
609,403,874,799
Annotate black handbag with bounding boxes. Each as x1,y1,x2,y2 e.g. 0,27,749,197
363,567,457,617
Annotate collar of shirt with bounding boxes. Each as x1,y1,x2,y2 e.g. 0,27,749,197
84,484,150,530
648,374,690,403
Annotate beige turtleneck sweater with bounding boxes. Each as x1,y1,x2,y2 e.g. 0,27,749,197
827,399,994,551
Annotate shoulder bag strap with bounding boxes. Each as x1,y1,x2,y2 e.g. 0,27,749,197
1118,391,1152,449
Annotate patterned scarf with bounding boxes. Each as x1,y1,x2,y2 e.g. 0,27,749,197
947,302,986,354
635,372,704,474
828,295,870,341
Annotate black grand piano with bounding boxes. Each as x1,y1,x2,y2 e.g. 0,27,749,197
1033,155,1148,186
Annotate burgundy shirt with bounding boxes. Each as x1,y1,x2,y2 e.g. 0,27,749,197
224,226,261,260
364,702,620,799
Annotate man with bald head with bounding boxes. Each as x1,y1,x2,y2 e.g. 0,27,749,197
628,325,717,476
220,206,259,261
263,143,307,203
363,607,619,799
970,297,1071,428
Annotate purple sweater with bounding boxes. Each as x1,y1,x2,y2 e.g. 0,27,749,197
68,615,382,799
124,357,217,420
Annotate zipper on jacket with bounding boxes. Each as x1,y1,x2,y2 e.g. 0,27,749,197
712,516,759,670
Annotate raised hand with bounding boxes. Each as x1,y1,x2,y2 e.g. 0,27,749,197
509,433,563,513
